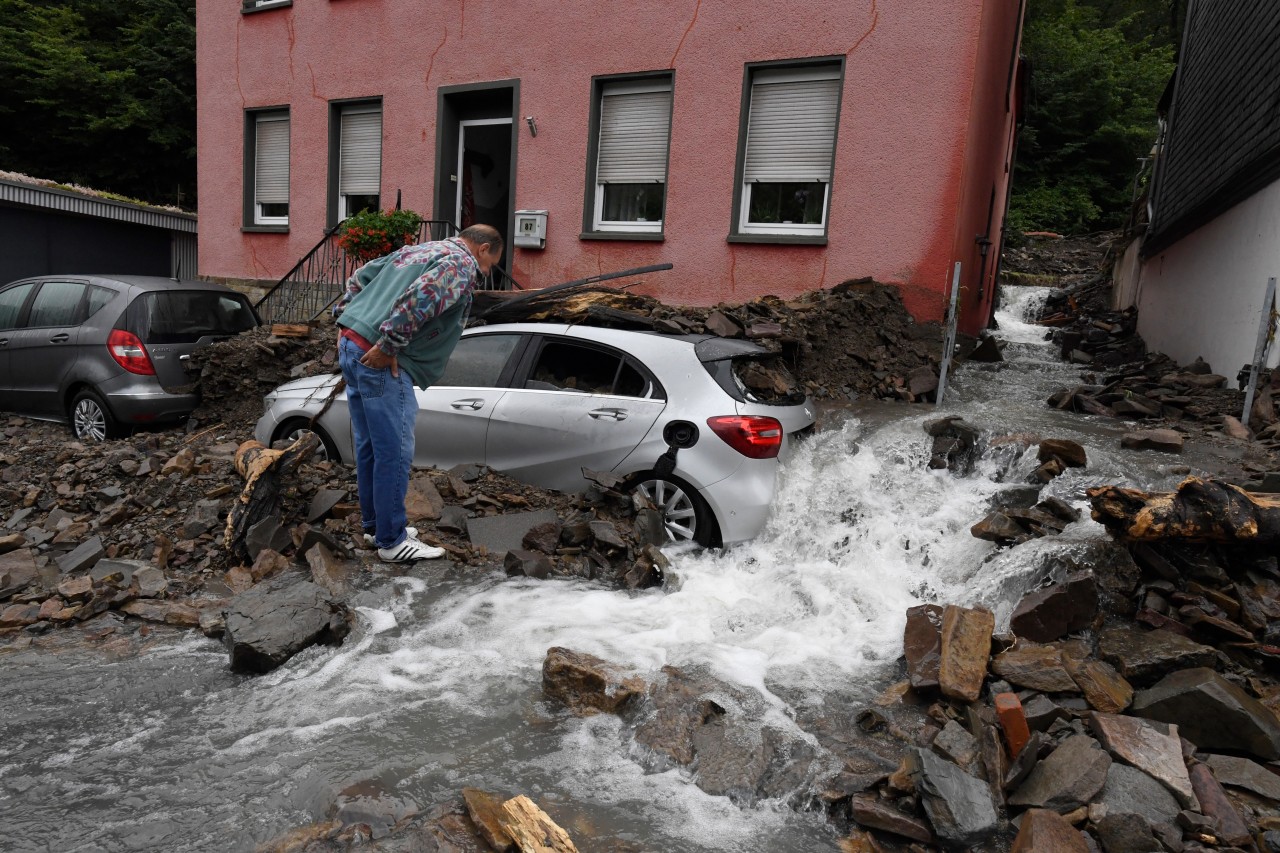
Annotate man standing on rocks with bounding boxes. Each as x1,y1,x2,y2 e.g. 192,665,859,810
333,223,503,562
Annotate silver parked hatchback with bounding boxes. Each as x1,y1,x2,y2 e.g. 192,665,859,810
0,275,260,439
255,323,815,546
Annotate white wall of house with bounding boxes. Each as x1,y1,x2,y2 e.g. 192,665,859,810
1137,180,1280,376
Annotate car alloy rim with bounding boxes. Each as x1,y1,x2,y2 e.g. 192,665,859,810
286,427,328,462
74,399,106,441
635,479,697,542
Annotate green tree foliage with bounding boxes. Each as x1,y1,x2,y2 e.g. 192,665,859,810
1009,0,1177,234
0,0,195,208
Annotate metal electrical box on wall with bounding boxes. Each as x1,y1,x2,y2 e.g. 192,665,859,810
514,210,548,249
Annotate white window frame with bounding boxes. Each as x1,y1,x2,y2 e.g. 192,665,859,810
337,103,383,220
737,64,841,237
592,78,672,234
253,111,290,226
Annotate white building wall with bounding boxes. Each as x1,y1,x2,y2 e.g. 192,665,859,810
1137,180,1280,376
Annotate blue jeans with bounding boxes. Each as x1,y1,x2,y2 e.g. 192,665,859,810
338,336,417,549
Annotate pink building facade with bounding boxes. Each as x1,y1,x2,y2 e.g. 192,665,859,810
197,0,1024,335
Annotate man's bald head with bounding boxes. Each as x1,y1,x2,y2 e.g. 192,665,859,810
458,223,504,274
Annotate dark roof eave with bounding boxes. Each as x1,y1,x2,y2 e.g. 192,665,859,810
0,178,197,233
1143,145,1280,258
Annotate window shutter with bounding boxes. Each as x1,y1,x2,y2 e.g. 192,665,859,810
597,85,672,184
743,72,840,184
255,115,290,204
340,109,382,196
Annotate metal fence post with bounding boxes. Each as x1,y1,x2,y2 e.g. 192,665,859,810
936,262,962,406
1242,276,1278,424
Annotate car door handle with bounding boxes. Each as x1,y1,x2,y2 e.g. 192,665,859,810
589,408,628,421
0,338,7,347
49,333,70,343
450,398,485,411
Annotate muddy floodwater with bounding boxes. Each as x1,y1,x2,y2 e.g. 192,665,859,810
0,286,1243,851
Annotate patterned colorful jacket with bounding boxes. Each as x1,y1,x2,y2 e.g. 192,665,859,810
334,237,478,388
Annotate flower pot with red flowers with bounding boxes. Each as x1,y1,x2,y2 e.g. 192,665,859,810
337,209,424,263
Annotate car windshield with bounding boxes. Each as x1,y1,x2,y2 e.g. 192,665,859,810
129,291,258,344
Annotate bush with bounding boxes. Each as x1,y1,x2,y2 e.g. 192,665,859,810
1010,0,1174,234
337,209,424,263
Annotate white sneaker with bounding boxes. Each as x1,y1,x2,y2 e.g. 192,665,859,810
364,526,418,546
377,537,445,562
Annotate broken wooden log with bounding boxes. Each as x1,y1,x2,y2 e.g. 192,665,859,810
224,432,321,562
497,795,579,853
1086,477,1280,543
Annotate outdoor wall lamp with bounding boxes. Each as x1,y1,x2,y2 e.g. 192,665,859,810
526,116,538,137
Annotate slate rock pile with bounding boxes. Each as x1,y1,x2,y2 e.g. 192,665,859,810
187,321,340,434
830,542,1280,852
1002,232,1116,289
0,416,673,664
840,512,1280,851
1033,258,1280,460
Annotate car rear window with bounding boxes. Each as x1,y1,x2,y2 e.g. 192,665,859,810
696,339,805,405
127,291,258,344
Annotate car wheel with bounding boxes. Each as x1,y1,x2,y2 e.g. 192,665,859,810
630,475,721,548
70,389,123,441
276,418,339,462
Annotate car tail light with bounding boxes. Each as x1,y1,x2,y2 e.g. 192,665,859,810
707,415,783,459
107,329,155,375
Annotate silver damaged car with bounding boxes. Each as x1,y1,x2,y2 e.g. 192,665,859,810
255,323,814,546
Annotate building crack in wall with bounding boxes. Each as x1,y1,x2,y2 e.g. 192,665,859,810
286,15,296,80
819,253,829,288
728,245,737,291
424,28,448,90
234,20,246,108
308,63,323,101
670,0,702,66
847,0,879,56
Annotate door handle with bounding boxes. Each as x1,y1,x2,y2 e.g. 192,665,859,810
450,398,485,411
0,338,8,347
49,334,69,343
589,408,628,421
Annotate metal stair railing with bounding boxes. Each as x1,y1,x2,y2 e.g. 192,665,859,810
254,218,520,323
254,223,353,323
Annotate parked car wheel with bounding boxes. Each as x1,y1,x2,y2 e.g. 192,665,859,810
630,474,720,548
70,389,123,441
275,418,339,462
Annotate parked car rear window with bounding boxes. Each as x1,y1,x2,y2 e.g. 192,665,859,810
0,283,35,330
85,285,116,320
27,281,85,328
437,334,520,387
128,291,258,344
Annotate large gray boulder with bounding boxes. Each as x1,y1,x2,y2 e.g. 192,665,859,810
1131,667,1280,759
908,747,998,846
1009,570,1097,642
1098,627,1217,685
633,665,824,805
1008,734,1111,812
222,574,351,673
1096,763,1180,827
1090,712,1197,809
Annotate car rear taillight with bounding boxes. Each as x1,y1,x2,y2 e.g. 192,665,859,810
707,415,783,459
107,329,155,375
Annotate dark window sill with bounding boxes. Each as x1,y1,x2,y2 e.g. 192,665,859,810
579,231,665,242
242,224,290,233
727,233,828,246
241,0,292,14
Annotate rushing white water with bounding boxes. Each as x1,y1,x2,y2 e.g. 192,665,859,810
0,284,1219,851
